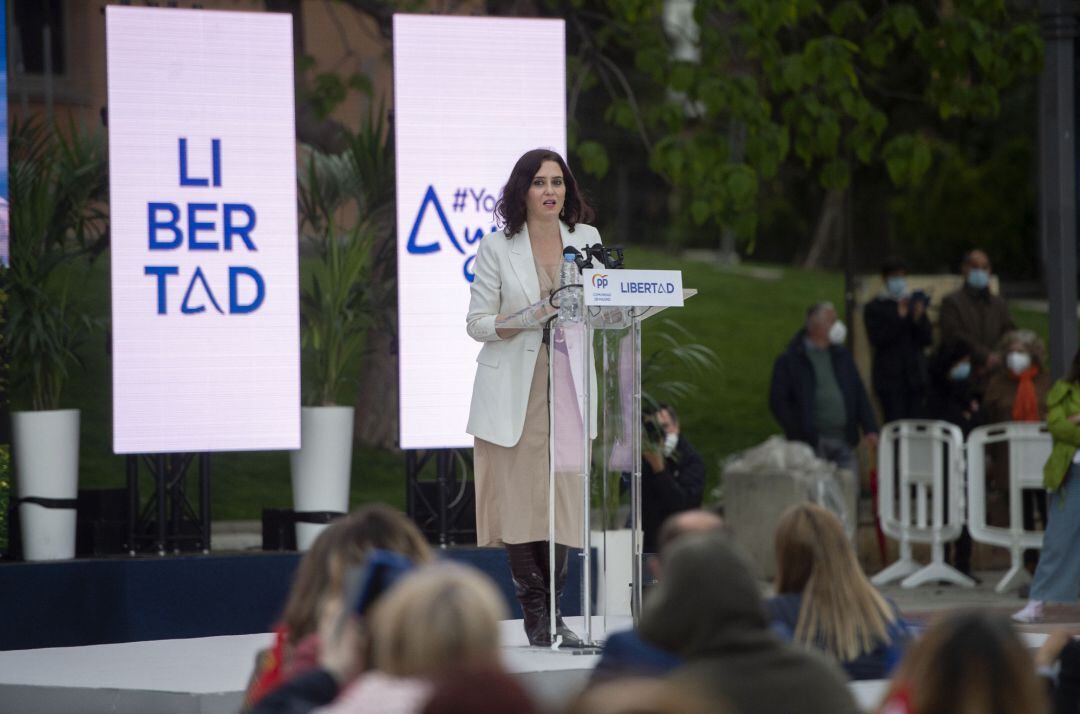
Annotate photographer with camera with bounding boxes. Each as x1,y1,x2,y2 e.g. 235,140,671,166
863,258,934,422
639,405,706,553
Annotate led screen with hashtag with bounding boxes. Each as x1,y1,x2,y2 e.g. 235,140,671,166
393,14,566,450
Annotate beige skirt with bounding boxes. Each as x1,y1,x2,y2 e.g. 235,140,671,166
474,345,584,548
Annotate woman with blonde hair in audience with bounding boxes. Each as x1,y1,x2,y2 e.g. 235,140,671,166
315,561,509,714
768,503,909,680
877,611,1046,714
244,505,434,708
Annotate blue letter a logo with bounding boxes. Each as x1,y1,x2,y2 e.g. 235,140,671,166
406,186,464,255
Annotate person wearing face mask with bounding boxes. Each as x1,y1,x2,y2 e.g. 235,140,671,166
638,405,706,553
982,330,1052,573
863,258,933,422
769,302,879,475
939,249,1016,373
925,340,983,576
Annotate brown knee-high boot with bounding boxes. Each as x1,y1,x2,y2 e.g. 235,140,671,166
535,541,584,647
505,542,552,646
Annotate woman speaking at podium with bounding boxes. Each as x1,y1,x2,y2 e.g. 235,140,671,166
466,148,600,648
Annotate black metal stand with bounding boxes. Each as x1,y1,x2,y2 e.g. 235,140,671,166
405,449,475,547
125,453,211,555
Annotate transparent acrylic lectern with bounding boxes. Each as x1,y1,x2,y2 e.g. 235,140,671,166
545,290,695,651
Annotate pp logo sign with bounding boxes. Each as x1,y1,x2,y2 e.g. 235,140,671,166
583,268,684,307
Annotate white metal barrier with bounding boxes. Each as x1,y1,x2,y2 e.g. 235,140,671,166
872,420,974,589
966,422,1051,593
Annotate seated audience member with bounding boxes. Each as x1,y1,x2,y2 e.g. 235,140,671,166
1034,630,1080,714
639,531,860,714
567,677,716,714
245,505,434,708
591,510,724,682
983,329,1051,568
877,611,1046,714
768,503,909,680
640,404,706,553
924,340,982,575
863,257,933,422
419,667,538,714
315,562,508,714
253,562,507,714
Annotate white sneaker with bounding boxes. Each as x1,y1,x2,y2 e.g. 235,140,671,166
1012,600,1045,623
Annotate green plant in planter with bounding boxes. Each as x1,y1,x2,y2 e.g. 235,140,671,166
297,146,374,406
5,119,108,411
593,318,720,528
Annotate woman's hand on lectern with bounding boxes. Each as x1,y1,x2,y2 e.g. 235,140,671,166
494,298,557,338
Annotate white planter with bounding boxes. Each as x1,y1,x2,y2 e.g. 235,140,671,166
12,409,80,561
289,406,354,550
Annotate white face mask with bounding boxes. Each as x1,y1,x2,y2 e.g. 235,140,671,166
662,432,679,457
828,320,847,346
1007,351,1032,375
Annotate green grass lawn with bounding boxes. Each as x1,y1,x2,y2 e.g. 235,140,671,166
43,249,1055,520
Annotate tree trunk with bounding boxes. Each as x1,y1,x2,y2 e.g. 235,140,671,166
354,210,398,450
802,188,845,268
353,313,398,449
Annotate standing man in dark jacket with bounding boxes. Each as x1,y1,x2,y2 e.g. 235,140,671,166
640,405,705,553
769,301,879,473
939,248,1015,371
864,258,933,422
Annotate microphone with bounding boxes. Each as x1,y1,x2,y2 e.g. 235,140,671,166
583,243,625,270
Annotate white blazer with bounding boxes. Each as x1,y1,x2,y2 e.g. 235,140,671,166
466,221,601,447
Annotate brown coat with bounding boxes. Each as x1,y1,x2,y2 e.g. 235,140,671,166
982,368,1052,424
982,367,1052,527
939,285,1015,364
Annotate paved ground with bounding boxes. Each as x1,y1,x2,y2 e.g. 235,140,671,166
880,571,1080,640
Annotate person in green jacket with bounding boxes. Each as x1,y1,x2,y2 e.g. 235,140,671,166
1014,349,1080,623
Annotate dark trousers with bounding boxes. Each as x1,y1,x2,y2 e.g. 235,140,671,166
876,386,925,423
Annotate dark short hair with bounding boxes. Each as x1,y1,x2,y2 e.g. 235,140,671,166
881,257,907,277
494,149,594,238
647,402,679,425
961,248,988,268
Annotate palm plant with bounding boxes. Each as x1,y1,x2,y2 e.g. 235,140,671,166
641,318,720,411
6,118,108,411
296,130,377,406
593,318,720,528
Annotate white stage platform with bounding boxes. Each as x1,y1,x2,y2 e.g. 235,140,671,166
0,616,621,714
0,619,1050,714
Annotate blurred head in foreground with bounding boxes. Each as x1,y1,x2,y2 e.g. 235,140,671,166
566,677,717,714
877,610,1045,714
282,505,434,644
369,562,508,677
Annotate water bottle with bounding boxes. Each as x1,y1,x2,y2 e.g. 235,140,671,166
558,253,582,322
